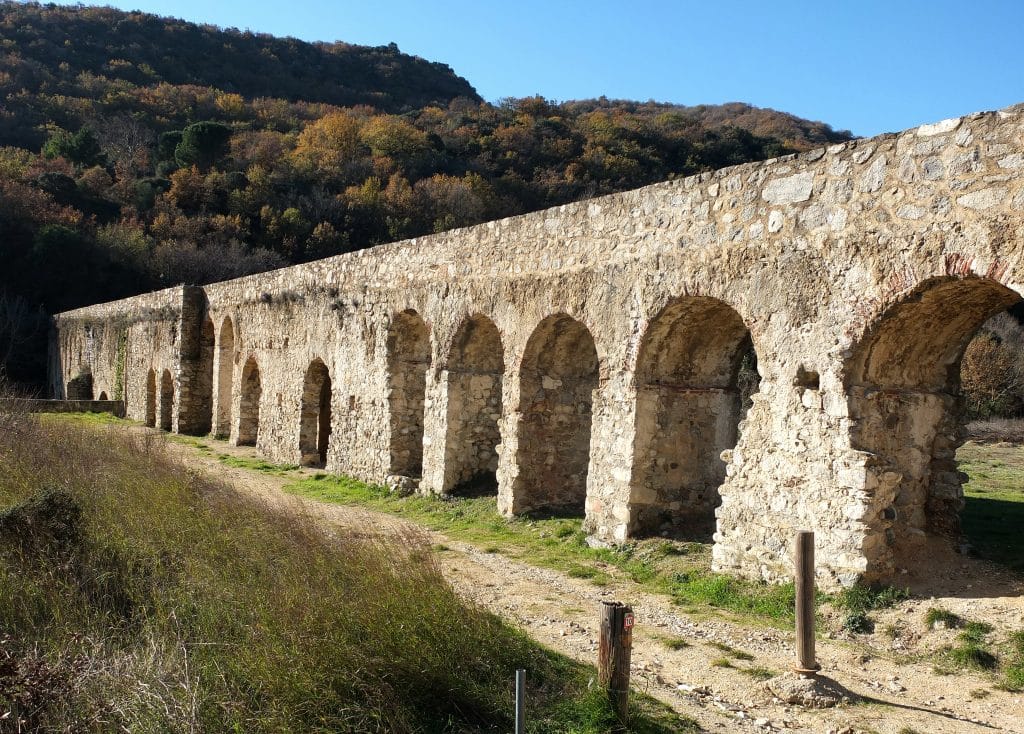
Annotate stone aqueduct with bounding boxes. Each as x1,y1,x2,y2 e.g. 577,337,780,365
52,105,1024,588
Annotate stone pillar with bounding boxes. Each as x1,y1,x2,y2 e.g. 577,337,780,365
711,371,879,590
420,368,451,495
584,374,638,543
496,363,523,516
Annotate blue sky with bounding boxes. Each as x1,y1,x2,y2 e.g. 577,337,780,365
68,0,1024,137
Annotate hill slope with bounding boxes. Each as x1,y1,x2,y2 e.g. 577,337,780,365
0,2,479,114
0,2,854,384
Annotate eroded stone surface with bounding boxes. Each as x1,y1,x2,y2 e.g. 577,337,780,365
52,103,1024,589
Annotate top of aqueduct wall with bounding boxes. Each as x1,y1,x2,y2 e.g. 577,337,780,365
55,102,1024,324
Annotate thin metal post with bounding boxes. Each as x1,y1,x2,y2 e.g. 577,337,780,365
795,530,819,676
514,668,526,734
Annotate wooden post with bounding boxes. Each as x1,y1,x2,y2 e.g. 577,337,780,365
794,530,819,676
598,600,633,729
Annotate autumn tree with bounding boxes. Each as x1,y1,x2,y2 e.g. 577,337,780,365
293,111,364,177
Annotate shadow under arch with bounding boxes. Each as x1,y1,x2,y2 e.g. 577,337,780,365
514,313,599,516
629,295,760,539
145,369,156,427
237,355,261,447
444,313,504,496
159,369,174,431
187,315,215,435
299,358,332,467
844,275,1022,581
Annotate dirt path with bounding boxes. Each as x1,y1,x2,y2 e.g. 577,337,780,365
159,432,1024,734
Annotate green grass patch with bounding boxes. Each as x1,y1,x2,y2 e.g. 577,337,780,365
831,583,908,634
1,413,690,733
38,410,129,427
741,666,776,681
284,473,799,624
215,453,299,475
932,617,1000,673
1000,630,1024,691
958,442,1024,572
660,637,690,651
947,643,999,671
960,621,994,644
925,607,963,629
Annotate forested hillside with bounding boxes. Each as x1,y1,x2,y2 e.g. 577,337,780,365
0,2,854,384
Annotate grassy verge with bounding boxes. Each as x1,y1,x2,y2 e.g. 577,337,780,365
958,441,1024,572
1,410,691,732
285,473,796,624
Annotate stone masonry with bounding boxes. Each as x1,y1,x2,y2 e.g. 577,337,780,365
51,104,1024,589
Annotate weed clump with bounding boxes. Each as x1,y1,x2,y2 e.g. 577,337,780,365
833,584,908,634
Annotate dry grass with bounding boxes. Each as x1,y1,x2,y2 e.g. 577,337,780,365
964,418,1024,444
0,410,689,733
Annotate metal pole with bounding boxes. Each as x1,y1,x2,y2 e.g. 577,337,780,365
795,530,819,676
514,668,526,734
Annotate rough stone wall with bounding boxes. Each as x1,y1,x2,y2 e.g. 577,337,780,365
51,104,1024,589
386,312,430,478
54,286,184,428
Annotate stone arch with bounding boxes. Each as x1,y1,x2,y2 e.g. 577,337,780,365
629,296,759,537
444,314,505,495
159,369,174,431
299,358,332,467
215,316,235,438
237,356,261,447
387,310,430,477
514,313,600,514
844,275,1021,580
98,391,108,401
193,316,215,434
145,369,156,427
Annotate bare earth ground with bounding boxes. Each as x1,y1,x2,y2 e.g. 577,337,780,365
153,430,1024,734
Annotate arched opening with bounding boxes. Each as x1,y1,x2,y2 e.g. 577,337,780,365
145,369,156,427
630,297,759,538
445,315,504,495
845,276,1021,580
193,316,215,434
387,310,430,477
98,391,108,401
300,359,332,467
515,314,599,515
216,317,236,438
159,369,174,432
237,356,261,447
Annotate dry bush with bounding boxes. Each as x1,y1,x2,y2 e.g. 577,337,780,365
962,313,1024,420
964,418,1024,444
